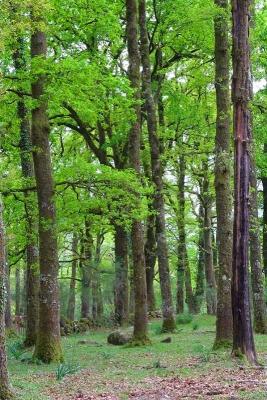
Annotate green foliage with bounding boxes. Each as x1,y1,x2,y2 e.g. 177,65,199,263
8,341,28,360
55,362,80,381
176,313,193,325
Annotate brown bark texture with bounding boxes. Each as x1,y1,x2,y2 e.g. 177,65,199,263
139,0,175,332
31,26,62,363
126,0,149,343
0,201,14,399
214,0,233,347
67,234,78,321
231,0,257,364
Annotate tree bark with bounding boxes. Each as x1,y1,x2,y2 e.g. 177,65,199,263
262,144,267,278
67,233,78,321
203,163,217,315
145,214,156,312
126,0,149,343
139,0,175,332
31,23,62,363
249,159,267,333
0,201,14,399
92,232,103,320
13,37,40,346
80,222,93,319
4,264,12,330
194,205,205,313
114,225,129,325
214,0,233,348
231,0,257,364
15,268,21,316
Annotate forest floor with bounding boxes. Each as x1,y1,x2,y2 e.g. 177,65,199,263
9,315,267,400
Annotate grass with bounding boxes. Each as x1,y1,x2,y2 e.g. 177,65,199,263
8,315,267,399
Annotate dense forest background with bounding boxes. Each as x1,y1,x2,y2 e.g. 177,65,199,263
0,0,267,398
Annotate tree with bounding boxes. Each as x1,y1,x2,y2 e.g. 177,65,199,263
139,0,175,332
67,233,78,321
214,0,233,348
31,10,62,363
0,200,14,399
126,0,149,344
231,0,257,364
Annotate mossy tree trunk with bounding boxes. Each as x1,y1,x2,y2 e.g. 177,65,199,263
126,0,149,343
13,37,39,347
262,144,267,278
203,162,217,315
145,214,156,312
231,0,257,364
15,268,21,316
114,225,129,325
194,205,205,313
67,233,78,321
80,222,93,319
4,264,12,330
139,0,175,332
92,232,104,320
31,20,62,363
0,201,14,399
214,0,233,348
249,159,267,333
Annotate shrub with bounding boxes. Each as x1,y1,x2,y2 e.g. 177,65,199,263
176,313,193,325
55,362,80,381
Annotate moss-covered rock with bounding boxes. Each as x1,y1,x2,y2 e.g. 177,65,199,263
107,331,132,345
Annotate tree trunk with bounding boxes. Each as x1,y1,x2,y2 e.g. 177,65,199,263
5,264,12,330
13,36,39,347
249,159,267,333
31,24,62,363
203,164,217,315
262,144,267,278
214,0,233,348
126,0,149,343
139,0,175,332
92,232,103,320
114,225,129,325
67,234,78,321
231,0,257,364
15,268,21,316
194,205,205,313
0,201,14,399
145,214,156,312
80,222,93,319
176,154,196,314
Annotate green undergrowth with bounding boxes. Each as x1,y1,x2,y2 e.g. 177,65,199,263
8,315,267,400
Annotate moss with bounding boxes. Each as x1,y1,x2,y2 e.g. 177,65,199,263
0,385,14,400
161,317,176,333
34,333,63,364
213,339,232,350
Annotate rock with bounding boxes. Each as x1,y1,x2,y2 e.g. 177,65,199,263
161,337,172,343
107,331,132,345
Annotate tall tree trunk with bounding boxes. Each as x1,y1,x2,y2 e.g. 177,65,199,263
114,225,129,325
231,0,257,364
15,268,21,316
214,0,233,348
262,143,267,278
31,22,62,363
203,164,217,315
249,159,267,333
0,201,14,399
126,0,149,343
139,0,175,332
145,214,156,312
194,205,205,313
80,222,93,319
67,234,78,321
92,232,103,320
5,265,12,330
13,37,39,346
